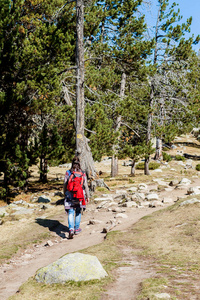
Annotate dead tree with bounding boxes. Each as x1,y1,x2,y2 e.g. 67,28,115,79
75,0,96,177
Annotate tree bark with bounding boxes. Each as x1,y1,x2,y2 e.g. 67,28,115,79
111,72,126,177
154,137,163,160
130,159,136,176
145,81,154,175
75,0,96,177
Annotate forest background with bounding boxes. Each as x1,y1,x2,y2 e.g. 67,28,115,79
0,0,200,200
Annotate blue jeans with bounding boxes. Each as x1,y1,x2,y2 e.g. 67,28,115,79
68,207,81,231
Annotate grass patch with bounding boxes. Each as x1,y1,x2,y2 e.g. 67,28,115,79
136,162,160,170
175,155,186,161
123,201,200,299
136,277,169,300
131,203,200,266
0,217,53,264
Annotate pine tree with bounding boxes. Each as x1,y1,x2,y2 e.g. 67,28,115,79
84,0,153,177
0,0,76,195
144,0,200,174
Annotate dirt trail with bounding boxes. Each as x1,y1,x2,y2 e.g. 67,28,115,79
0,206,161,300
0,179,199,300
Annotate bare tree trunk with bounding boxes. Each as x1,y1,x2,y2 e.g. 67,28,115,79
154,137,162,160
153,3,163,162
111,72,126,177
145,82,154,175
154,101,164,160
40,156,48,183
130,159,136,176
75,0,96,177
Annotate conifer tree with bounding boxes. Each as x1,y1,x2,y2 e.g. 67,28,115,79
0,0,76,195
84,0,153,177
144,0,199,174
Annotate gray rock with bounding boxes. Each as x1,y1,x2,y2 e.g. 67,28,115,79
12,199,26,205
107,201,118,207
179,198,200,206
115,213,128,219
131,193,145,201
113,194,126,201
101,194,114,199
127,186,137,192
138,201,151,207
145,193,159,201
115,189,128,195
177,161,185,166
35,252,108,283
94,197,112,202
149,201,163,208
178,178,191,186
154,293,171,299
45,240,54,247
137,183,148,191
112,207,122,212
187,186,200,195
30,196,38,203
162,197,174,204
0,207,9,217
38,196,51,203
122,201,137,208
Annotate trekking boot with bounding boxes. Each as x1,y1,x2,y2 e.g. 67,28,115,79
75,228,82,235
68,229,74,239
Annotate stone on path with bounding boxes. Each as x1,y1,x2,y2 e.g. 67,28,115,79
35,252,108,284
178,178,191,186
115,213,128,219
94,196,113,202
155,293,171,299
145,193,159,201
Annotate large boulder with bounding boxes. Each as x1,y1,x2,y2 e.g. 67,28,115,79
35,252,108,284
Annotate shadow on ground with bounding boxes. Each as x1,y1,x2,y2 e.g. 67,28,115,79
35,218,68,238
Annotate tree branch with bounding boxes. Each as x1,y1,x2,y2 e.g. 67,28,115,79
121,122,140,137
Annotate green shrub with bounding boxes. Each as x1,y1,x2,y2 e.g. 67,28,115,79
196,164,200,171
136,161,160,170
162,147,170,152
162,152,172,162
175,155,185,161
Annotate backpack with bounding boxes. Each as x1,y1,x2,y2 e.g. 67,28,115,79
67,170,85,205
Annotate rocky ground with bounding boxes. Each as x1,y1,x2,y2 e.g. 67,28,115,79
0,137,200,300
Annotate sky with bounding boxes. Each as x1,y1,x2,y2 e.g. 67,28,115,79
171,0,200,52
143,0,200,53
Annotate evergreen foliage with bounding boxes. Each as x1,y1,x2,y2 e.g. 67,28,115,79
0,0,199,198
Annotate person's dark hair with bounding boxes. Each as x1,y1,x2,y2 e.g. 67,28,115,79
70,156,81,172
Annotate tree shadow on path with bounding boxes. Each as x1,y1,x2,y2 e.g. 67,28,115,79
35,218,68,239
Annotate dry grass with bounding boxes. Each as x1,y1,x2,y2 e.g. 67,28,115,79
0,205,64,263
130,198,200,267
123,196,200,299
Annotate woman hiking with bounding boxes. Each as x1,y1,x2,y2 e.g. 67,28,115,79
63,156,89,239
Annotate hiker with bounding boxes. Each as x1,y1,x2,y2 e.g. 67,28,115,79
63,156,89,239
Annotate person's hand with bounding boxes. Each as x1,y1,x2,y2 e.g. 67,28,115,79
86,198,89,204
